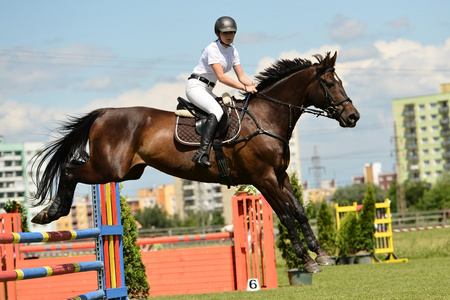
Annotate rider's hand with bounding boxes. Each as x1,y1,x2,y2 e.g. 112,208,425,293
245,84,258,94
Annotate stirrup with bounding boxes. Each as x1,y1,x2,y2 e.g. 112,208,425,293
192,150,211,168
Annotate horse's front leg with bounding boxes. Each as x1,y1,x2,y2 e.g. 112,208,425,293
256,179,322,274
284,177,335,266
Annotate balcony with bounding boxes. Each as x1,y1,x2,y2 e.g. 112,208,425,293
403,110,415,117
439,106,449,114
408,153,419,160
440,118,450,126
404,121,416,127
406,143,418,150
406,132,417,139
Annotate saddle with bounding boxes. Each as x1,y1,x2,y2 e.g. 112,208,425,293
174,92,241,146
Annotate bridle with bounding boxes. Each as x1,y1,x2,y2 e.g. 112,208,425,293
315,67,353,120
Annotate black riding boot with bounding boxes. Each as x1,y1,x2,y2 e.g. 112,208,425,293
192,114,219,168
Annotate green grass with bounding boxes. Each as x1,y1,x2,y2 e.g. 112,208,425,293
148,228,450,299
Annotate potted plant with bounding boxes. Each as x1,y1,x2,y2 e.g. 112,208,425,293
4,199,21,213
337,212,360,264
317,200,337,264
4,199,29,232
276,173,312,286
355,184,376,264
234,185,259,196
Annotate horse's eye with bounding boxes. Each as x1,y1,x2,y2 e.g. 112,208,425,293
326,81,335,88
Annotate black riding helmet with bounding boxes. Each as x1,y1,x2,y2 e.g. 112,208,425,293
214,16,237,35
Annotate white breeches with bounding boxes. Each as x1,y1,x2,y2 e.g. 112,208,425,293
185,79,223,121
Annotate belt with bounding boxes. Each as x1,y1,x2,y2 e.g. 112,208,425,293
188,74,216,88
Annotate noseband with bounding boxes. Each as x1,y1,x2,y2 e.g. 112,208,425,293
316,67,352,120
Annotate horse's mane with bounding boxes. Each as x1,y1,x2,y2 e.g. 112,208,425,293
255,53,327,92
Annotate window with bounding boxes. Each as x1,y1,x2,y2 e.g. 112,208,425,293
432,125,439,132
430,103,437,109
435,159,442,164
422,149,429,155
419,104,425,110
431,114,438,120
420,126,427,133
421,138,428,144
420,115,426,121
423,160,430,166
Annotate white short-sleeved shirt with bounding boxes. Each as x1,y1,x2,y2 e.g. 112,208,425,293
191,40,241,83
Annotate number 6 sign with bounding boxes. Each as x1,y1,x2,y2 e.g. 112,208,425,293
246,278,260,291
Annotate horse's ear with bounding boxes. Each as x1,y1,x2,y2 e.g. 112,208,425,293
330,51,338,67
322,52,330,66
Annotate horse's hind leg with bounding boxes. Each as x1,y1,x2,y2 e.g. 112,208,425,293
32,162,102,225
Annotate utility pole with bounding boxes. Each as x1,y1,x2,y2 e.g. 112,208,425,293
309,146,325,189
393,121,407,216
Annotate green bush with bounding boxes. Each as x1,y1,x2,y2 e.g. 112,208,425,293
358,184,376,253
317,200,337,256
120,193,150,299
337,212,360,257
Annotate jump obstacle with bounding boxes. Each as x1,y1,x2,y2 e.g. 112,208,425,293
335,199,408,263
2,193,278,297
0,183,128,300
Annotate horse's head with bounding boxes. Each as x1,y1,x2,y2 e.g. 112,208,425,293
309,52,360,127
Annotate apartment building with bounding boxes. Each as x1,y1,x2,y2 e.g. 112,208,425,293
392,83,450,184
0,138,53,231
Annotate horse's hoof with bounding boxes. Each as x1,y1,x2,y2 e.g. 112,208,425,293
31,210,51,225
303,263,322,274
31,205,60,225
316,255,335,266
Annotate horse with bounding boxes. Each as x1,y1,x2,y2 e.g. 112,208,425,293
31,51,359,273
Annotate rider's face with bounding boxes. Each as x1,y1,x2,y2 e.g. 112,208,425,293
218,31,236,45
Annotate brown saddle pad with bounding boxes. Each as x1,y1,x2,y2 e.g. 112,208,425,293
174,107,241,146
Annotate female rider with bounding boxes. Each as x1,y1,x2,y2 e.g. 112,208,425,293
186,16,257,168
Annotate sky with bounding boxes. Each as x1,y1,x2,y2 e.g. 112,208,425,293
1,1,450,197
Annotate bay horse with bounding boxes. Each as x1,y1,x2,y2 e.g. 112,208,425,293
31,52,359,273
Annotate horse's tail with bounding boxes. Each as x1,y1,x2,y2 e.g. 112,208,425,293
32,108,107,205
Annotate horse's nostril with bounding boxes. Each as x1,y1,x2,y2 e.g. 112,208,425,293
350,112,360,123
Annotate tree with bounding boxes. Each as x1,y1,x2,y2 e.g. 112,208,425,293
418,173,450,210
357,184,376,253
332,183,386,205
337,212,360,257
134,205,175,229
317,200,337,256
403,180,430,209
387,180,398,213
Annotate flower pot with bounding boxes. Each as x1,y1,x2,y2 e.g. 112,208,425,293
328,256,337,265
236,191,249,196
338,256,355,265
356,253,373,264
287,269,313,286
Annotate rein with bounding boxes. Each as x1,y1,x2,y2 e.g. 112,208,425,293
221,66,351,148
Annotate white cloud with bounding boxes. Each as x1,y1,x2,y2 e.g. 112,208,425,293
328,14,367,43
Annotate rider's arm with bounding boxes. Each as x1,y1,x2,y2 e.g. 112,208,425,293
211,63,257,93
